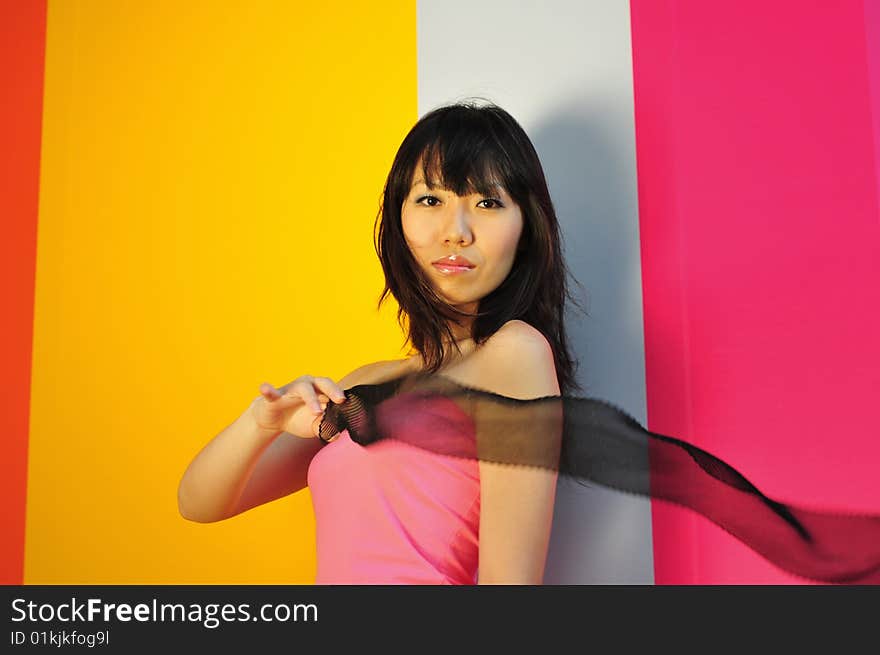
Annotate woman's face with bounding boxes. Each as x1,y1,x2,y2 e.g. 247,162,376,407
401,164,524,314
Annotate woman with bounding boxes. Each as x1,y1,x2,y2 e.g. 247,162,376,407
177,100,577,584
178,101,880,585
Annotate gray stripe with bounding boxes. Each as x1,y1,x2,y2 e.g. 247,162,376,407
417,0,653,583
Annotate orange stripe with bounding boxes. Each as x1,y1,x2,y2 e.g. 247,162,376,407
0,0,47,584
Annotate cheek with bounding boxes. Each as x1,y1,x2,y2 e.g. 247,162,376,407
401,215,429,250
489,222,523,260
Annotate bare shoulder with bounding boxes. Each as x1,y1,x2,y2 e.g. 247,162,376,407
484,319,554,357
337,358,411,390
472,320,561,399
492,319,548,343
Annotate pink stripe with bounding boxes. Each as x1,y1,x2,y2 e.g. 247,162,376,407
866,0,880,232
631,0,880,583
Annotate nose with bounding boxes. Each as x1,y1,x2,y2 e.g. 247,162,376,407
443,200,474,246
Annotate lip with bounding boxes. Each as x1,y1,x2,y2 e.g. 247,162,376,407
432,255,475,268
432,263,474,275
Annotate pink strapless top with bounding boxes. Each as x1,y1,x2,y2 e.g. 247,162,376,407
306,392,481,585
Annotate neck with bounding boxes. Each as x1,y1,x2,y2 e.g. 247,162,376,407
408,335,477,373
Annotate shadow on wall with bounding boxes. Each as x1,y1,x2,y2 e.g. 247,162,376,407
529,98,655,584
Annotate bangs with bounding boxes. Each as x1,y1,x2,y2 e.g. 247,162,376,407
412,125,513,198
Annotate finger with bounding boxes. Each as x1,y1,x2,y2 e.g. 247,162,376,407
259,383,281,400
312,377,347,404
264,384,300,405
296,379,324,415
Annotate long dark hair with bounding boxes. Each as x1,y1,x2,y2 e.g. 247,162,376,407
374,99,587,395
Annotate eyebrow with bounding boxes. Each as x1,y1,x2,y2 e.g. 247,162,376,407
412,179,505,193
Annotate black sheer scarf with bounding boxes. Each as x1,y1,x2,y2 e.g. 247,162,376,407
318,369,880,584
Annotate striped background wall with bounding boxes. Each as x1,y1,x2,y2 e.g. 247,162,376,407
4,0,879,585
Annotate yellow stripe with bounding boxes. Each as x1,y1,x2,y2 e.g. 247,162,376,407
28,0,416,583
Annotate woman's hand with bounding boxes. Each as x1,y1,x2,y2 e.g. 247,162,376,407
248,375,347,438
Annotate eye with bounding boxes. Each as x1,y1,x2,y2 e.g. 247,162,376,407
478,198,505,209
415,195,441,207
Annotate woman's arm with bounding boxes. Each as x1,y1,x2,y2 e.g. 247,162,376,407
474,321,562,584
177,402,319,523
177,361,388,523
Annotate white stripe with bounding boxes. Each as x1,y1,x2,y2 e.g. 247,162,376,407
416,0,653,583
